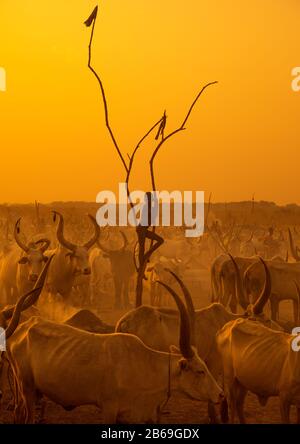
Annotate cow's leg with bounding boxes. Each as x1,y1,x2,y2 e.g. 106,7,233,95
14,401,25,424
226,395,235,424
235,383,247,424
13,379,25,424
13,378,25,424
5,359,16,410
23,388,37,424
37,395,47,424
296,407,300,424
220,397,229,423
224,379,239,424
207,401,218,423
13,374,33,424
279,395,290,424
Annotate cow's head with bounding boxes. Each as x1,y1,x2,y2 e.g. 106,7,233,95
14,219,50,282
156,276,224,405
173,345,224,404
53,211,100,276
97,231,128,272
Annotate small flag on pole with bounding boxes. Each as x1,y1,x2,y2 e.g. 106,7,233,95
84,6,98,27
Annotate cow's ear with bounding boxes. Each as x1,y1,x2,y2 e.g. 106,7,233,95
18,257,28,265
169,345,180,354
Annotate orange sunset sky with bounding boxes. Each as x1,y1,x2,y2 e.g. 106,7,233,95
0,0,300,204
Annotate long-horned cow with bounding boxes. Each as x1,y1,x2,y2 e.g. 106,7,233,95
0,219,50,305
211,252,289,316
0,256,53,408
7,278,223,424
14,219,50,295
43,211,100,308
216,259,300,423
97,231,135,308
116,257,282,422
243,259,300,323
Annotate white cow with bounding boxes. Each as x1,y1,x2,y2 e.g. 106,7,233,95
7,283,223,424
217,318,300,423
0,219,50,306
40,211,100,317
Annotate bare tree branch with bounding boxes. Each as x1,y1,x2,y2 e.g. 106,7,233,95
149,81,218,191
126,116,164,208
84,5,218,308
86,12,129,173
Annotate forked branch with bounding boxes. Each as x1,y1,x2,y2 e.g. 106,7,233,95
149,81,218,191
85,5,164,197
86,6,128,173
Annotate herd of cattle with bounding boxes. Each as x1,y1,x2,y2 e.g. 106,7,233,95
1,210,300,423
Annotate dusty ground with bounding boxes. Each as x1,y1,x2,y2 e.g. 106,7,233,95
0,389,297,424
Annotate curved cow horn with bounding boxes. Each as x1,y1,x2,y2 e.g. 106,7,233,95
4,255,54,338
164,268,196,344
14,218,29,253
35,238,51,253
120,231,128,251
52,211,76,251
288,228,300,262
252,257,271,315
83,215,100,250
3,288,41,339
156,281,194,359
228,254,248,310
